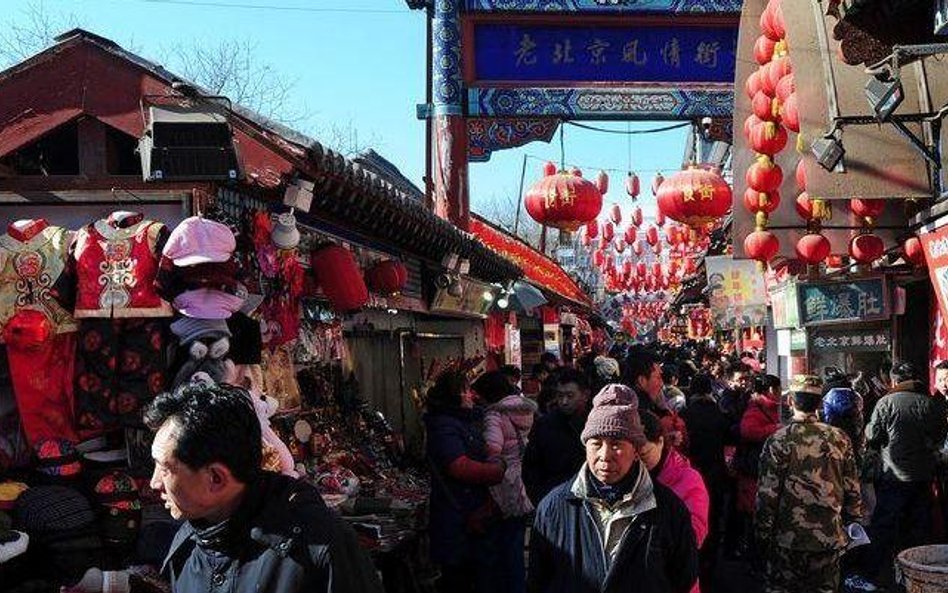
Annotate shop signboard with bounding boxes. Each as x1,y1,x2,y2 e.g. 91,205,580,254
470,21,737,85
790,328,807,351
769,281,800,329
808,328,891,353
797,277,889,326
921,223,948,323
705,256,768,330
430,276,495,318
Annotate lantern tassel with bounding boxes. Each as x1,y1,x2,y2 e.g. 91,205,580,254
755,211,769,231
796,133,806,154
812,198,832,221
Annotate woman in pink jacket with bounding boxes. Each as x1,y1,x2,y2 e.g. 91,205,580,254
639,410,709,593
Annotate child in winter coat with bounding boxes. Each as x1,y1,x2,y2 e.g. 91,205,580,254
472,370,538,593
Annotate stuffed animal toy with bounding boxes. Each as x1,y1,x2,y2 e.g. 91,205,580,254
247,388,297,478
171,336,236,390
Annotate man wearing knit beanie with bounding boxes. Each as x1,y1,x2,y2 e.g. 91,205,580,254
529,384,699,593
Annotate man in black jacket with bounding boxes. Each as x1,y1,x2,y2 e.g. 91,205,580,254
146,383,382,593
528,384,698,593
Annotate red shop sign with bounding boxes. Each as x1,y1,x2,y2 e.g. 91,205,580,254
920,224,948,321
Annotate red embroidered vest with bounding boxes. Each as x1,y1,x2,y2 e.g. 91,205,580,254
73,219,172,318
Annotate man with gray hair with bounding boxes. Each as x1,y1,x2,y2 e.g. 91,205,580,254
528,384,698,593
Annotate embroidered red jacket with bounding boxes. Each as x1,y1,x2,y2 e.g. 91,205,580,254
72,218,172,318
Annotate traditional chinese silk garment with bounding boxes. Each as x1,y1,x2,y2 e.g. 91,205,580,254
0,223,77,336
0,222,78,445
72,216,172,318
70,214,171,436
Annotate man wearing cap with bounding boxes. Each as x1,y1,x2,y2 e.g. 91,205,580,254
755,375,863,593
528,384,698,593
147,382,382,593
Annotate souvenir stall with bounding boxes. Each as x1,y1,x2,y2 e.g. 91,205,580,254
0,199,434,592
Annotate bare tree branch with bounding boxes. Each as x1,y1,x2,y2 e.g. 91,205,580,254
0,1,80,66
162,38,309,128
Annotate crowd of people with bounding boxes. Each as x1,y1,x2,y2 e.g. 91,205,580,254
423,344,948,593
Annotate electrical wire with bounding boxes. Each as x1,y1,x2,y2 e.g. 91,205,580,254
523,154,667,176
563,120,691,135
127,0,409,14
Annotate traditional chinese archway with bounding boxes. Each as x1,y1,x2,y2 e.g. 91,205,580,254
414,0,742,231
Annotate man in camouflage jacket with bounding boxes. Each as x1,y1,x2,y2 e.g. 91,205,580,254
755,376,864,593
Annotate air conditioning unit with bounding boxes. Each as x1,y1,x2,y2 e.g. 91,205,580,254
139,105,240,181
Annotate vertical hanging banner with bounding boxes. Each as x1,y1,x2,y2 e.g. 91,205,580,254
922,224,948,324
705,256,768,330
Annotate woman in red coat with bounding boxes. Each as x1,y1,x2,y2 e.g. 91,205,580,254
736,375,782,515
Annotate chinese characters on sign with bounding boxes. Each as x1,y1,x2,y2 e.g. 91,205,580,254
472,23,737,84
705,256,768,330
809,328,891,352
797,278,889,326
921,225,948,324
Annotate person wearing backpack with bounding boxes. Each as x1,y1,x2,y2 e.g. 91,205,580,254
473,371,538,593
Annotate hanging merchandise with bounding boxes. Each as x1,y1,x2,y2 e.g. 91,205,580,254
71,212,173,436
0,220,78,445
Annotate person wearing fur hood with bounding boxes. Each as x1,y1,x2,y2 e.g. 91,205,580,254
472,370,538,593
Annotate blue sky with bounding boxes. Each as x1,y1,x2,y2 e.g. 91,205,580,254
5,0,689,225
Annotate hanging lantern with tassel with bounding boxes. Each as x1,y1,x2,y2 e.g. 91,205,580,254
524,163,603,231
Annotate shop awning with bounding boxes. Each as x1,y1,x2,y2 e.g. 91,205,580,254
469,215,592,308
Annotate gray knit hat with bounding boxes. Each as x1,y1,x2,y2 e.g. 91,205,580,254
581,384,646,446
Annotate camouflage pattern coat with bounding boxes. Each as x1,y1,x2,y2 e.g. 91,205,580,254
755,416,863,552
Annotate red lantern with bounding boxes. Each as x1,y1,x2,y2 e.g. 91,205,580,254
781,93,800,133
656,210,666,227
795,159,807,191
609,204,622,225
542,161,557,176
625,172,641,199
593,250,605,267
585,220,599,239
745,230,780,263
614,238,626,253
850,198,886,221
624,226,637,244
746,157,783,193
748,120,788,155
311,245,369,312
656,166,732,227
602,221,615,242
795,234,831,265
759,63,777,97
652,172,665,196
581,233,592,248
743,188,781,214
752,92,779,123
795,192,814,220
768,56,792,93
849,234,885,263
636,262,647,278
596,170,609,195
524,168,603,231
745,70,764,100
598,236,609,251
632,207,643,227
633,240,644,256
743,114,763,142
365,260,409,296
646,225,659,247
903,236,925,266
760,0,782,41
754,35,777,65
775,73,795,103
